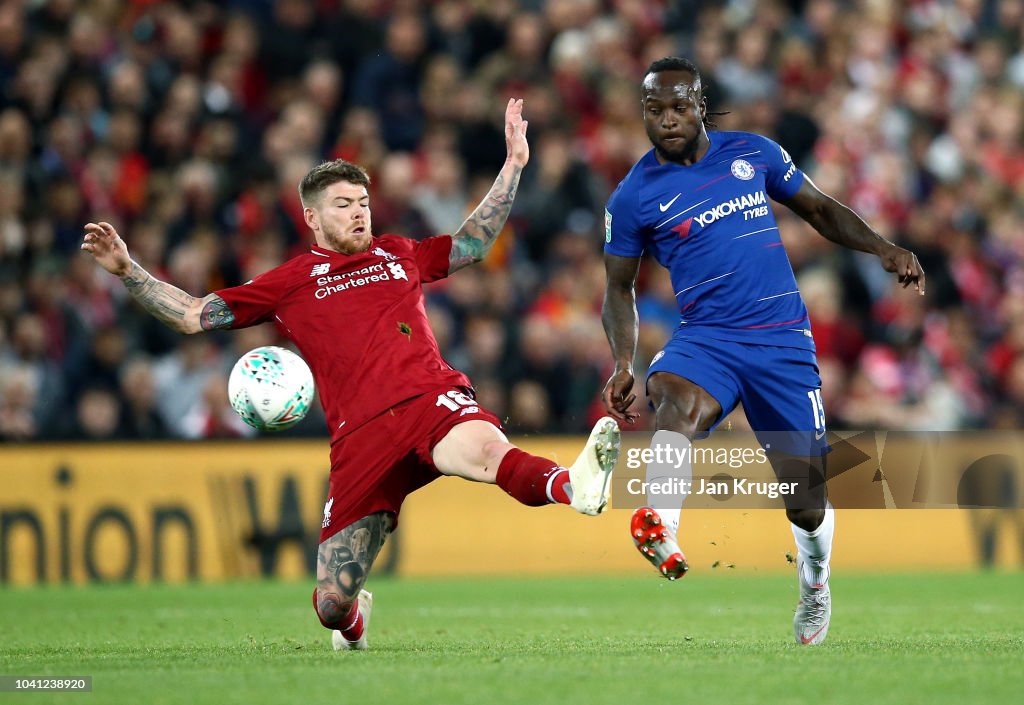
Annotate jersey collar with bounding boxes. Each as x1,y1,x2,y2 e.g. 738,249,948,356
309,240,377,258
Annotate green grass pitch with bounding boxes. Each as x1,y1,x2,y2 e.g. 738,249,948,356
2,572,1022,705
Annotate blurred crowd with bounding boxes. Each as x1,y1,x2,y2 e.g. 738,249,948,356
0,0,1022,441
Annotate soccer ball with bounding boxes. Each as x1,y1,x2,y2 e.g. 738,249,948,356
228,346,315,432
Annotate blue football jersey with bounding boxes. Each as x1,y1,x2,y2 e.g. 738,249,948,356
605,131,814,351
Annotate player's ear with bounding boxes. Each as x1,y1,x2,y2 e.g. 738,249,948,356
303,205,318,231
699,95,707,120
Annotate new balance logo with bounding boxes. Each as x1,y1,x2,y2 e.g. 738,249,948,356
310,263,330,276
659,193,681,212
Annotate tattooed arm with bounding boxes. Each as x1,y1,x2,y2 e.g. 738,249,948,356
81,221,234,334
121,262,235,333
448,98,530,273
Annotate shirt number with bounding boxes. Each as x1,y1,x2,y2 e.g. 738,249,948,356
435,390,477,412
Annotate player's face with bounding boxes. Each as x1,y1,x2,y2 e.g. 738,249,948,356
642,70,707,163
309,180,373,254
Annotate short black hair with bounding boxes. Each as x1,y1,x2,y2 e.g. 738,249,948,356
644,56,728,128
299,159,370,207
645,57,701,81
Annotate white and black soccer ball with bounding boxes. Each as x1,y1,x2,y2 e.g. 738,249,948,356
228,346,315,432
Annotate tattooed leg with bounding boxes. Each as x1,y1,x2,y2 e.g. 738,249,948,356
314,511,392,628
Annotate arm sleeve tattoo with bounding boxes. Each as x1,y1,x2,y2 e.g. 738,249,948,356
449,163,523,273
120,261,232,333
199,296,235,331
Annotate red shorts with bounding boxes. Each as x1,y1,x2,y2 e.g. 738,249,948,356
319,386,502,542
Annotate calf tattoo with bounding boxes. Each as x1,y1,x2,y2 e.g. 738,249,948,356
316,512,391,625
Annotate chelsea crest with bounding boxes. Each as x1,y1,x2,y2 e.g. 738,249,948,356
731,159,755,180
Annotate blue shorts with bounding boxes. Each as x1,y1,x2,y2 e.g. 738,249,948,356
647,336,829,456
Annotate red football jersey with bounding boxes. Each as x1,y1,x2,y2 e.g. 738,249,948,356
215,234,471,442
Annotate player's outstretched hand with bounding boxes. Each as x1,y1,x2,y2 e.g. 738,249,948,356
602,368,639,424
81,222,132,277
504,97,529,168
879,244,925,296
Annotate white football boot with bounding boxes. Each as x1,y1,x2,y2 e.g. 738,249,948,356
793,557,831,645
332,589,373,651
568,417,620,515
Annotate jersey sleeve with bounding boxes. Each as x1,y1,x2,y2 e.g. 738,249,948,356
755,134,805,202
411,234,454,283
214,264,292,329
603,179,646,258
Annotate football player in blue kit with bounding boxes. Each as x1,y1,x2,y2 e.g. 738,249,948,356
601,57,925,645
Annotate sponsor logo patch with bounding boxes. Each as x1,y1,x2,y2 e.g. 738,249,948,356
694,191,767,227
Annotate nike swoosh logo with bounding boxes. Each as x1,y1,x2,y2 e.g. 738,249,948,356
799,623,828,644
659,194,681,212
338,421,346,429
815,429,826,441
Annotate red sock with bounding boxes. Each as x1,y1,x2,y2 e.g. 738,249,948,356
312,588,364,641
496,448,571,506
338,602,365,642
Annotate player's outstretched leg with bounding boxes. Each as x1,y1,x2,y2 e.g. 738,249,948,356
432,417,619,515
566,416,620,515
312,511,391,652
641,373,720,580
630,507,689,580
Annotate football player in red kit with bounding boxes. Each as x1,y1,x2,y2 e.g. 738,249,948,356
82,98,619,651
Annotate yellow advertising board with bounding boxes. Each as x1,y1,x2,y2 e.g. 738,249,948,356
0,438,1018,586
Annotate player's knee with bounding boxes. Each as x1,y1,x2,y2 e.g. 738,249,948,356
481,439,513,471
786,507,825,532
313,587,356,629
653,397,702,438
649,374,720,437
